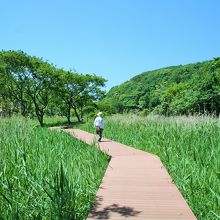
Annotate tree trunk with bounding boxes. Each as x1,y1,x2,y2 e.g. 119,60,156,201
36,110,44,127
34,103,44,127
80,106,84,121
67,103,71,125
20,101,27,116
73,107,81,122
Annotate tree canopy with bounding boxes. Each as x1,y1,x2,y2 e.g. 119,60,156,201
1,50,219,119
0,50,106,125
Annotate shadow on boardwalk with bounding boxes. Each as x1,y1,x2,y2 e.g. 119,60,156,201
88,196,141,219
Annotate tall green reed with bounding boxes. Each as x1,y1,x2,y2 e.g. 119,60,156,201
0,116,109,219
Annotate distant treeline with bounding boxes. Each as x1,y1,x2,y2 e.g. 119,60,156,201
101,58,220,116
0,50,106,126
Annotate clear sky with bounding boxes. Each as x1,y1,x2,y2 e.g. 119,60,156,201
1,0,220,91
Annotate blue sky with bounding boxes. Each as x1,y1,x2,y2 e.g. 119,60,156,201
1,0,220,91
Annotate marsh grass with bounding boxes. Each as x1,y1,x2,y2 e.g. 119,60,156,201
80,114,220,220
0,116,109,219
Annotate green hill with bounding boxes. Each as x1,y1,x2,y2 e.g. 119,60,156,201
100,58,220,115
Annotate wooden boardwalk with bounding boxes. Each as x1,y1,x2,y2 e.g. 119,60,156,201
64,128,197,220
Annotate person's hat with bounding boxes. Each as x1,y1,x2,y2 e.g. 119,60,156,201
97,112,102,116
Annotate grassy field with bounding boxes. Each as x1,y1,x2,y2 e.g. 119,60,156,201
80,114,220,220
0,117,109,219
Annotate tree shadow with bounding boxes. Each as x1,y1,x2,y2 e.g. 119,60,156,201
88,196,141,219
98,140,112,143
44,121,83,128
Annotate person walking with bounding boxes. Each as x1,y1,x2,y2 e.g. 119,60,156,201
94,112,104,142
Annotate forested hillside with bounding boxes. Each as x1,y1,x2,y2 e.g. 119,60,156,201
100,58,220,115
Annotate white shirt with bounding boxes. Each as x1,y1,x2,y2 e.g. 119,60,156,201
94,116,104,129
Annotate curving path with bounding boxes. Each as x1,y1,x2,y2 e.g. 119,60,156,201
64,128,197,220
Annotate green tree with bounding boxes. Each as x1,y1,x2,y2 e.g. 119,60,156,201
0,50,32,116
57,72,106,124
26,56,58,126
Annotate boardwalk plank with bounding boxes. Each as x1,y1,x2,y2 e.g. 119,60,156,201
62,128,197,220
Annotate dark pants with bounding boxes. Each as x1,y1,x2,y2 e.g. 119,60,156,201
96,126,103,141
